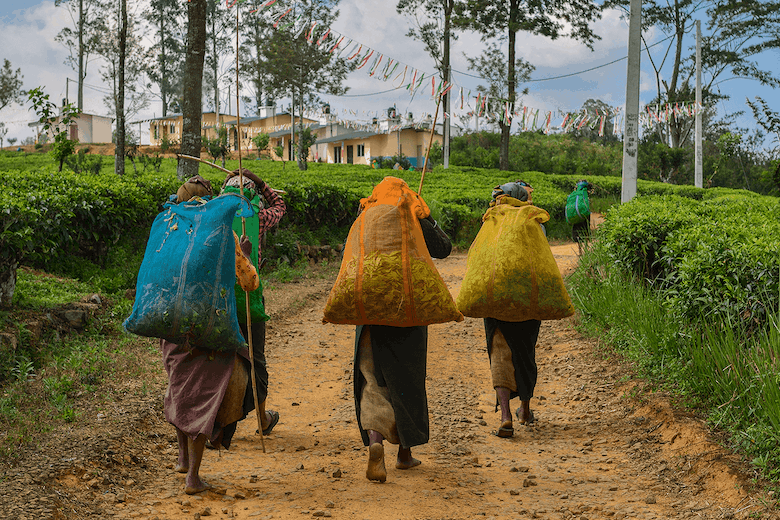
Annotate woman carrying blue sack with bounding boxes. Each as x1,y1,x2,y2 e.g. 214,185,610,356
160,175,261,495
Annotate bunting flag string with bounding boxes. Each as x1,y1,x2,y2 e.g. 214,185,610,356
231,0,707,137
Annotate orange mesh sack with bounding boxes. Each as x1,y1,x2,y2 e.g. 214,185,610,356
456,197,574,321
323,176,463,326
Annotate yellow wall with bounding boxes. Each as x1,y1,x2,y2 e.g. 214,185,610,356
317,128,442,167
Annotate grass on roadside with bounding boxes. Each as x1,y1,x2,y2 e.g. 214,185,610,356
568,239,780,486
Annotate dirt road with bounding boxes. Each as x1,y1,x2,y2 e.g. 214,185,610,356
85,243,774,520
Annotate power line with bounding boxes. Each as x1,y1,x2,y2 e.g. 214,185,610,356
452,30,679,84
317,86,405,98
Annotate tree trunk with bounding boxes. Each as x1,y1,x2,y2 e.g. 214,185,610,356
501,0,519,171
443,0,452,169
160,9,168,117
177,0,207,181
0,262,18,308
211,13,219,117
78,0,85,110
115,0,127,176
297,88,307,171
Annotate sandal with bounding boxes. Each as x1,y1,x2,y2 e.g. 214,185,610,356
494,420,514,438
257,410,280,436
515,408,535,425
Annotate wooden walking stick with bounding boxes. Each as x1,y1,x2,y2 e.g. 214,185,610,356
418,93,442,197
176,154,285,193
234,4,265,453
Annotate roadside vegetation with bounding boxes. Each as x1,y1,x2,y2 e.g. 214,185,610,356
568,193,780,484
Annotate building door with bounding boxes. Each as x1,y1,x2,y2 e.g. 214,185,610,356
417,145,423,169
70,124,78,141
334,146,342,163
346,145,353,164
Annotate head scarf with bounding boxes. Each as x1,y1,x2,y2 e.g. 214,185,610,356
176,175,213,203
492,181,530,202
225,174,256,191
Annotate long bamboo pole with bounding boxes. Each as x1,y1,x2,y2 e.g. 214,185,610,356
176,155,285,193
235,5,265,453
418,93,442,197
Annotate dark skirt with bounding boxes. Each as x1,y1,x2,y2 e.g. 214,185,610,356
484,318,541,402
162,340,254,449
353,324,429,448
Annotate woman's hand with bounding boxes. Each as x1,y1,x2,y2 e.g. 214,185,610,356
239,235,253,259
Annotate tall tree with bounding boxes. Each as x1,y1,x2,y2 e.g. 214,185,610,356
55,0,106,110
96,0,148,173
397,0,465,168
465,42,534,131
238,3,276,112
142,0,186,117
97,2,148,122
177,0,208,181
574,98,619,143
204,0,235,116
458,0,602,170
259,0,353,170
604,0,780,149
0,60,24,112
116,0,127,175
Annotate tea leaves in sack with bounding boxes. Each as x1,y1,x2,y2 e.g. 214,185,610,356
456,197,574,322
322,176,463,326
123,193,254,351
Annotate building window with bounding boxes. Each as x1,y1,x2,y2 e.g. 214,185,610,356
334,146,342,163
170,123,175,134
357,144,365,157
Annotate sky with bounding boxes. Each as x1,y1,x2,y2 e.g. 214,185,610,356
0,0,776,148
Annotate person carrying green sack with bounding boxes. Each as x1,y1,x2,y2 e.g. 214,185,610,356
221,168,287,437
566,179,591,252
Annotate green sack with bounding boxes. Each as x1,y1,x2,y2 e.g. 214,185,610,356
565,187,590,225
224,186,270,323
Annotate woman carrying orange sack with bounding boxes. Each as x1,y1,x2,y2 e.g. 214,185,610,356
161,176,260,495
354,212,453,483
323,177,461,483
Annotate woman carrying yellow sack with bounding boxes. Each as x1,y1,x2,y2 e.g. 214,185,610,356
456,180,574,439
323,176,462,483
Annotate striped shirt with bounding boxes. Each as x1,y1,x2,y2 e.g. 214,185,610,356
256,181,287,264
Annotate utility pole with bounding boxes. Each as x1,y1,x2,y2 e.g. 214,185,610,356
695,20,703,189
621,0,641,203
443,65,451,168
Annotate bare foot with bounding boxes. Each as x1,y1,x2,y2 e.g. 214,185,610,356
396,447,421,469
366,443,387,483
395,457,421,469
174,464,188,474
515,401,535,425
184,476,212,495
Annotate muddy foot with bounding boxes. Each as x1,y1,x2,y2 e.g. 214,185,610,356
395,457,421,470
174,464,188,474
366,443,387,483
184,478,212,495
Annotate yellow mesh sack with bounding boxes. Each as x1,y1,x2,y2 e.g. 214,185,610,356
323,176,463,326
456,196,574,321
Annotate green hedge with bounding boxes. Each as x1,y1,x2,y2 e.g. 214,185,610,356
4,156,774,305
599,194,780,324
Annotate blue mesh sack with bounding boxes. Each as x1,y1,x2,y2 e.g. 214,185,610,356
123,193,255,351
